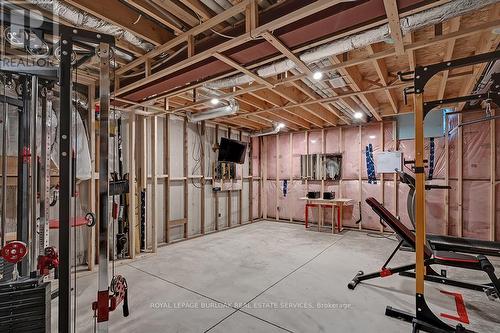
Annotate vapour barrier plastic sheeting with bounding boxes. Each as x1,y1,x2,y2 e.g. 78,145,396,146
463,180,490,240
340,180,359,228
265,180,277,218
308,131,322,154
325,128,340,153
384,122,395,152
278,134,290,179
266,136,277,180
292,133,306,178
448,179,459,237
462,113,491,180
361,124,380,178
2,94,91,180
251,137,260,177
425,179,447,235
342,127,360,179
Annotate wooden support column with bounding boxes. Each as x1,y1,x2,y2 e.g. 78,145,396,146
227,128,232,227
164,107,170,243
262,136,268,219
151,115,158,252
393,121,398,218
458,114,463,237
200,121,206,233
238,131,243,225
214,124,219,230
445,116,450,235
289,133,293,223
490,109,496,241
339,127,343,198
380,122,385,233
127,110,136,258
358,126,362,230
276,133,280,221
305,131,309,194
183,117,188,238
249,135,253,223
87,83,96,270
141,115,147,249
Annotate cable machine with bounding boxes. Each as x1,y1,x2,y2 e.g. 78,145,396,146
0,6,128,332
387,50,500,333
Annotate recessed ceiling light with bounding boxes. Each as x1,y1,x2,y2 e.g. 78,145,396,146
354,112,363,119
277,123,285,129
313,71,323,80
210,98,219,105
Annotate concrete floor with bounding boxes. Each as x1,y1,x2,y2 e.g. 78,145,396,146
51,220,500,333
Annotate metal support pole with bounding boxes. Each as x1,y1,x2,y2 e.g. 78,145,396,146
17,76,31,277
30,76,38,274
39,89,52,255
58,34,73,333
0,76,7,247
97,42,111,333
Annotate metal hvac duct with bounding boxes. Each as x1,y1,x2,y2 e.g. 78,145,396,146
250,123,285,137
187,99,239,122
28,0,153,52
206,0,498,89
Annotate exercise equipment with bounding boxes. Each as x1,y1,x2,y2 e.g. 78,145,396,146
349,198,500,300
37,246,59,277
384,50,500,333
397,170,500,257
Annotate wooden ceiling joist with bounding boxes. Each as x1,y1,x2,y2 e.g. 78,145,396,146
213,53,273,88
151,0,200,27
366,44,399,113
261,31,313,75
383,0,405,55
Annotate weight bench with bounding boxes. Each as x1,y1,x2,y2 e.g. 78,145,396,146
348,197,500,301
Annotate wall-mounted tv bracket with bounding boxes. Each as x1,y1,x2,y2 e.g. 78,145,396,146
389,49,500,333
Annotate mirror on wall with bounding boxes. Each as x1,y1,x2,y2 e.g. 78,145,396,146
300,154,342,181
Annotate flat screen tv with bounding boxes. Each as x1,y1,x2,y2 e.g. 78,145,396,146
218,137,247,164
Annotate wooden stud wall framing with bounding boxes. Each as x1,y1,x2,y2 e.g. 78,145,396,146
128,110,136,258
249,135,253,223
276,133,280,221
141,115,148,247
227,128,232,228
289,133,293,223
201,121,206,234
214,124,220,230
262,136,268,219
392,121,398,219
458,114,463,237
183,117,189,238
164,111,170,243
490,110,496,241
151,115,158,252
238,131,243,225
380,122,385,233
339,127,343,198
445,117,450,235
358,126,362,230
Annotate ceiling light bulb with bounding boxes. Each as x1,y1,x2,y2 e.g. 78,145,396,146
354,112,363,119
369,135,376,139
210,98,219,105
313,71,323,80
277,123,285,129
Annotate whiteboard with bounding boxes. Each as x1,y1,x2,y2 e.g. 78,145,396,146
374,151,403,173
